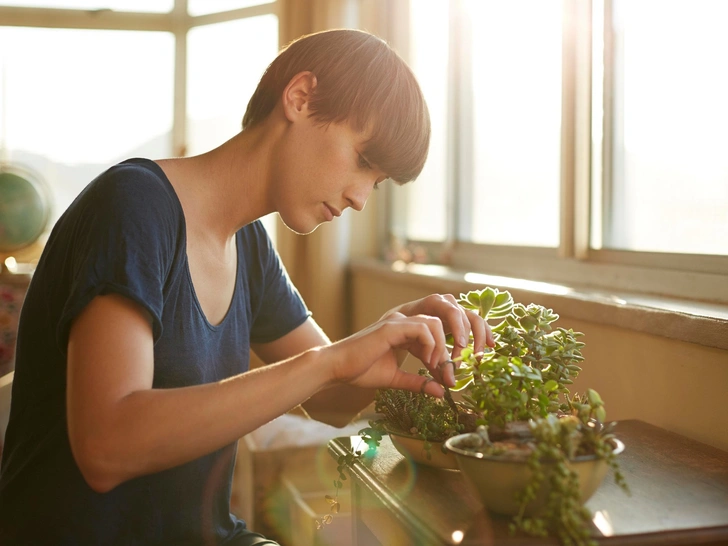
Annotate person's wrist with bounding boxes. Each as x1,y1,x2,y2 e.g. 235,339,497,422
306,344,340,389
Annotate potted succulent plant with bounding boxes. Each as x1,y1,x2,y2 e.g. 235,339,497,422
347,288,519,468
445,389,628,545
362,372,475,469
319,287,629,546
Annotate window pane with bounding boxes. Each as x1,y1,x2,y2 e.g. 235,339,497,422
0,0,172,12
186,15,277,154
467,0,562,247
395,0,449,242
187,15,278,237
188,0,274,17
0,27,174,228
602,0,728,255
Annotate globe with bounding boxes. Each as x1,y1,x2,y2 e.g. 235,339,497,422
0,165,51,255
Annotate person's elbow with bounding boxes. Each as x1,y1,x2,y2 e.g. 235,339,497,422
69,431,124,494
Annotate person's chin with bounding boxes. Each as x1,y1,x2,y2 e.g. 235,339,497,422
280,215,322,236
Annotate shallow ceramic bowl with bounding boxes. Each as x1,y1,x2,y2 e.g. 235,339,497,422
387,427,460,470
444,434,625,516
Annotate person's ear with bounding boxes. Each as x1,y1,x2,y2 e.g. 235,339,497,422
282,71,318,122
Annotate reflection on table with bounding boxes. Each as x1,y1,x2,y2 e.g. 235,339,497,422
329,420,728,546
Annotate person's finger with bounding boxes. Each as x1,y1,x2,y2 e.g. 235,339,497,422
418,314,451,378
436,359,456,386
463,308,489,354
485,321,495,348
389,371,445,398
438,295,470,346
381,315,439,367
420,295,471,365
369,312,453,387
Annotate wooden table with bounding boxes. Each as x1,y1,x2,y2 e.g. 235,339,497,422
329,420,728,545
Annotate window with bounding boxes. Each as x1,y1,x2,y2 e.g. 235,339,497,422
0,27,174,223
594,0,728,256
396,0,728,303
188,0,275,17
0,0,172,11
0,0,278,246
186,15,278,157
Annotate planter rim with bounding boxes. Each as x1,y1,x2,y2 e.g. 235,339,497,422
383,424,451,444
444,433,625,463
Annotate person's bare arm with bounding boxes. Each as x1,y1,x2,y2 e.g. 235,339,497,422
252,319,377,427
67,293,449,493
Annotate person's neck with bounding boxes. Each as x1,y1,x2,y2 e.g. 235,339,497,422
157,125,276,243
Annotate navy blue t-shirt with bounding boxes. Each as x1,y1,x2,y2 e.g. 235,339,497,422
0,158,310,545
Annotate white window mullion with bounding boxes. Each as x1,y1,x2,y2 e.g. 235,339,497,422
573,0,593,261
451,0,473,246
446,0,467,252
601,0,626,250
0,6,171,31
560,0,593,260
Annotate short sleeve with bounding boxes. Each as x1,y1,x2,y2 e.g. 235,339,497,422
246,222,311,343
56,163,183,352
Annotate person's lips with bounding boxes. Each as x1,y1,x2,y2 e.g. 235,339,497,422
324,203,341,221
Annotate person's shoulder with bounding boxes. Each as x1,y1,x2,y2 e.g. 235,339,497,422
243,219,268,236
93,158,176,201
83,158,181,217
240,219,274,248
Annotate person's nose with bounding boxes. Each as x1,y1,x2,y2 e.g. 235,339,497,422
344,178,374,212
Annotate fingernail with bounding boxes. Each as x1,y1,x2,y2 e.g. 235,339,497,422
458,336,467,346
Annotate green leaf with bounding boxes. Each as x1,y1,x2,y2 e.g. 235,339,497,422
506,315,520,328
479,288,496,318
451,377,474,391
493,290,513,307
466,290,481,307
488,307,511,320
520,315,539,330
587,389,603,406
544,379,559,392
491,319,509,332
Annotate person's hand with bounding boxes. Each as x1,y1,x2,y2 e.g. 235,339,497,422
386,294,495,385
322,312,453,398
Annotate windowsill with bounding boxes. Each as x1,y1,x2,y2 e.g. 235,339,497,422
350,258,728,351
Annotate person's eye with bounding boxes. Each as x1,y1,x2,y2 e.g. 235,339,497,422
358,153,372,170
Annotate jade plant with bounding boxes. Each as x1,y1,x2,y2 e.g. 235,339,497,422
318,286,628,545
453,287,587,429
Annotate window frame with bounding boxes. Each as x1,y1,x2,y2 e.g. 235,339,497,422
386,0,728,304
0,0,278,159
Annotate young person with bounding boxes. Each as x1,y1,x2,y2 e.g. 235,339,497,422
0,29,493,545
